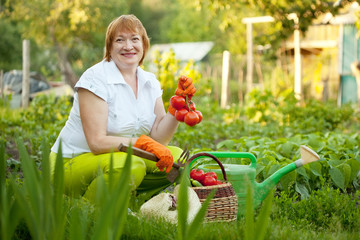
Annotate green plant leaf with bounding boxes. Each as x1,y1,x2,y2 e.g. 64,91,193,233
244,184,254,240
216,139,235,150
346,158,360,181
0,141,21,240
279,170,296,192
177,166,190,240
296,167,309,180
245,140,256,149
256,164,266,177
69,201,90,240
309,161,322,177
178,164,215,240
186,188,215,240
92,149,132,240
53,142,66,240
255,189,274,240
328,159,343,167
341,163,351,189
15,138,43,239
295,182,309,199
0,141,5,189
307,134,324,149
279,141,295,158
266,163,281,177
329,167,345,191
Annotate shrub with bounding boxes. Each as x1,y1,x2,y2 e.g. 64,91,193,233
272,187,360,231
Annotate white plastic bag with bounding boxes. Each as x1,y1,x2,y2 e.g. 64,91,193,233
139,185,201,224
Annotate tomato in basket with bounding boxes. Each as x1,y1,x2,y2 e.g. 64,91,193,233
190,169,205,182
203,175,217,186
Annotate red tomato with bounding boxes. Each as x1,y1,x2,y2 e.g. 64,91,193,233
170,95,186,110
175,108,188,122
195,110,203,123
190,169,205,182
184,101,196,111
203,175,217,186
216,180,223,185
204,171,217,180
184,111,199,127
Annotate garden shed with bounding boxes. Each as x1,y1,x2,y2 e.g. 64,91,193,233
147,41,214,63
283,2,360,105
145,41,214,76
330,8,360,105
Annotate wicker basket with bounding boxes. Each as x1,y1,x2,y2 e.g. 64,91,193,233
188,153,238,222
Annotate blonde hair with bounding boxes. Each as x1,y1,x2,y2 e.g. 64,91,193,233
103,15,150,65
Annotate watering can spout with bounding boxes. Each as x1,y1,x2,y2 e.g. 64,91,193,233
254,145,320,206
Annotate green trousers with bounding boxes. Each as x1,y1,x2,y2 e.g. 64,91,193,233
49,146,184,202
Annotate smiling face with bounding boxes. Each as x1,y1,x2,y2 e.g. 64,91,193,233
110,31,144,71
104,15,150,66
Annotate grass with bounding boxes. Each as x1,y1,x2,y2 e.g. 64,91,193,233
121,208,360,240
1,139,133,240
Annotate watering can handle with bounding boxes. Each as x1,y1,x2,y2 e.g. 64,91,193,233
188,152,228,181
204,152,257,169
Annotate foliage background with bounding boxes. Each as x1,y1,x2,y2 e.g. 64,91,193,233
1,1,360,238
1,0,359,85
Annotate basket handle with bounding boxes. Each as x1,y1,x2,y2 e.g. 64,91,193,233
187,152,228,181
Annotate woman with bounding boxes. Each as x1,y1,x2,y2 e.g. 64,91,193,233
50,14,196,201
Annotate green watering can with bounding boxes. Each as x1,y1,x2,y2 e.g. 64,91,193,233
189,145,320,215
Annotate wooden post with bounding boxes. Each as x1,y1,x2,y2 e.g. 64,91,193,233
242,16,274,95
246,22,253,93
22,39,30,108
288,13,302,102
238,68,244,105
294,26,302,101
213,67,219,102
221,50,230,108
255,55,264,86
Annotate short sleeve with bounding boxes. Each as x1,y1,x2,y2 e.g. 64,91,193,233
153,79,163,99
75,68,108,102
141,69,163,99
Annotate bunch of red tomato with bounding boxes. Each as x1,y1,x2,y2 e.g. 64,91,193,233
190,169,223,186
170,95,203,127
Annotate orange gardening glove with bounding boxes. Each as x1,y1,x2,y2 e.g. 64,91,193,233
134,135,174,173
175,75,196,98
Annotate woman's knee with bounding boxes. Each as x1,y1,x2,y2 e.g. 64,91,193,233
167,146,184,161
63,152,147,197
103,152,147,187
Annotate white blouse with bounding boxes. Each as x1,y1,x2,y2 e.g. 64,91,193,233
51,60,163,158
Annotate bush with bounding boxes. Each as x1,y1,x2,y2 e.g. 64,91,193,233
272,187,360,231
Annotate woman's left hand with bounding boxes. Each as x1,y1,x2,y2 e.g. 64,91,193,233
175,75,196,99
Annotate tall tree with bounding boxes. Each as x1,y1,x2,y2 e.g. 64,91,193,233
0,18,22,71
128,0,169,44
2,0,129,87
157,0,216,43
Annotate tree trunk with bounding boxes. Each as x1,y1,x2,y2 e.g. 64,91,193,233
55,43,78,88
